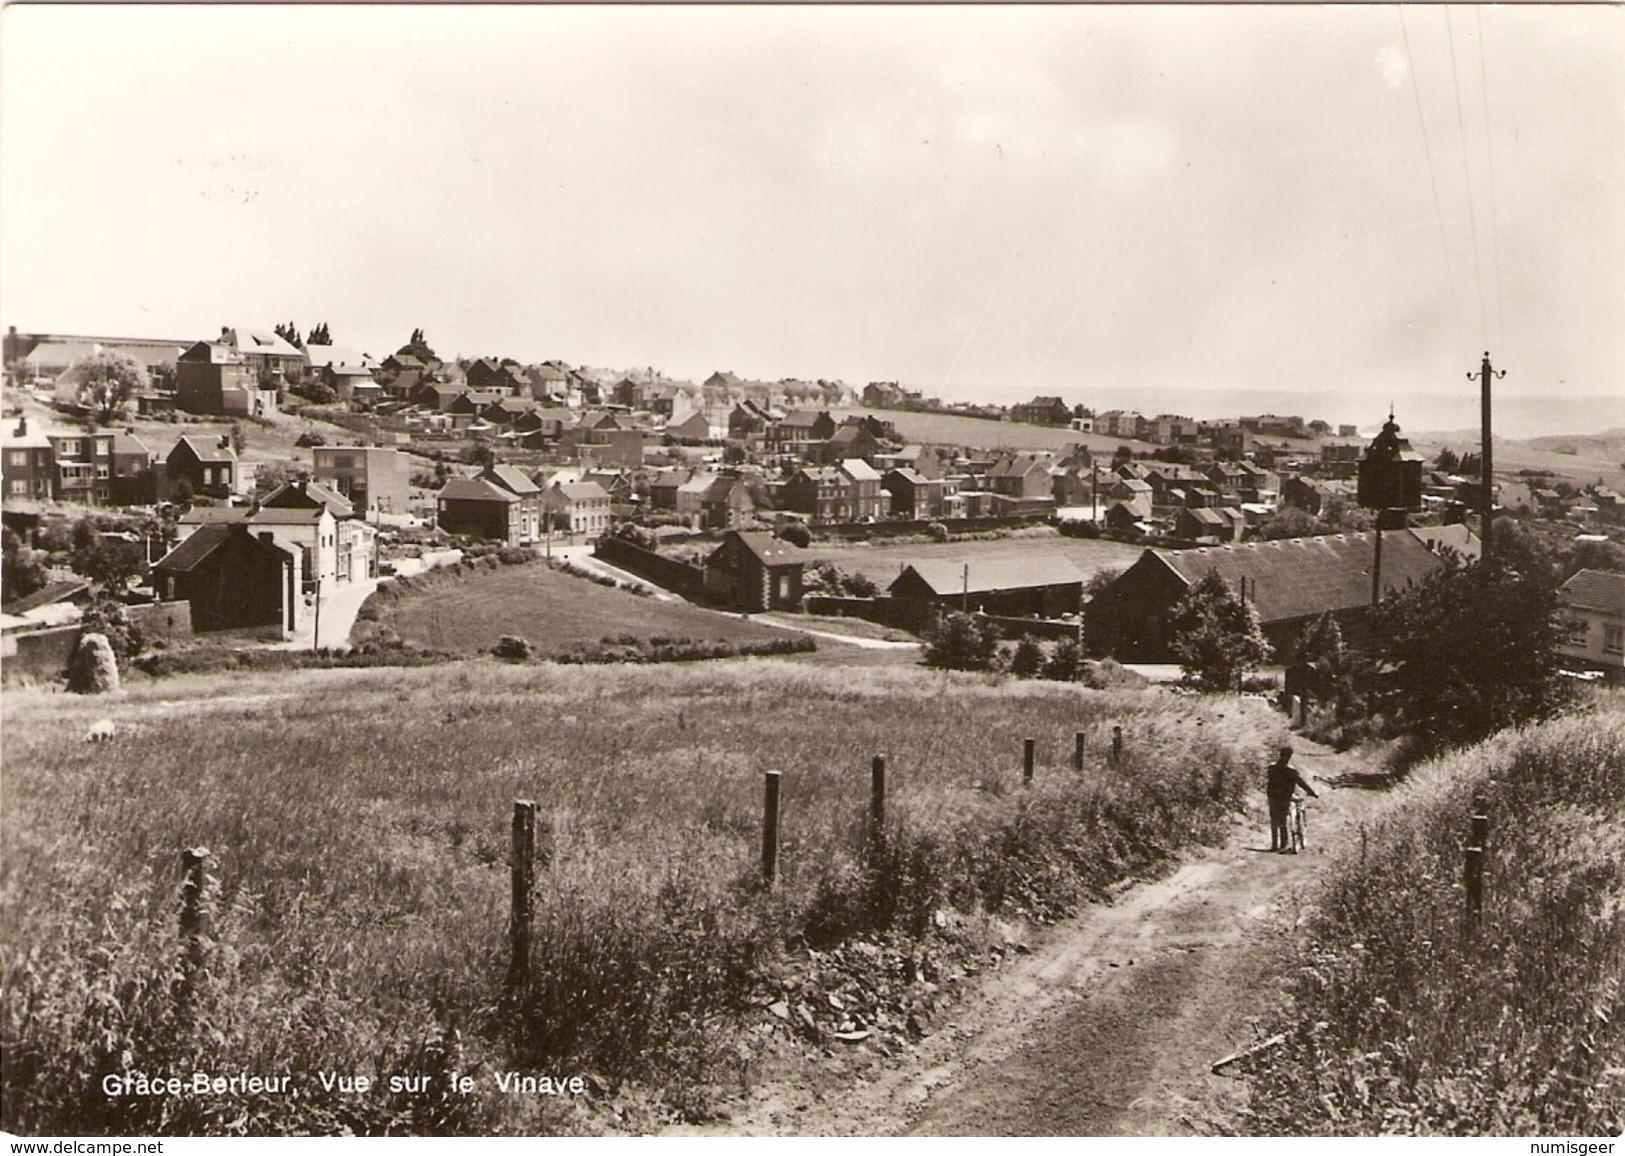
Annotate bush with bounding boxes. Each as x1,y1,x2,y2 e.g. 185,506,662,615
1009,636,1045,678
491,635,534,662
925,521,949,543
778,522,813,549
1042,637,1086,682
294,431,328,448
922,611,1000,672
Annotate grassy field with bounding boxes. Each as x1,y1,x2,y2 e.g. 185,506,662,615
802,527,1146,587
363,561,794,655
1239,693,1625,1136
1,660,1274,1135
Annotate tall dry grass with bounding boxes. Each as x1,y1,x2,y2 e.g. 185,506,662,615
2,661,1272,1134
1243,692,1625,1135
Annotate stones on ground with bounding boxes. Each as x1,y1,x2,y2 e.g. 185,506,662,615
66,633,119,694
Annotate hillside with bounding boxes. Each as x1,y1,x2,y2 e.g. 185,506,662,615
0,660,1269,1135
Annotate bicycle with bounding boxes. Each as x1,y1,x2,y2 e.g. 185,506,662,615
1287,796,1308,853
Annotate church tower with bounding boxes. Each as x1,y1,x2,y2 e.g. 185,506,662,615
1357,407,1424,512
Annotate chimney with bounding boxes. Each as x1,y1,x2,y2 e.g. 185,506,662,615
221,327,231,339
15,416,26,435
218,435,230,451
258,531,276,547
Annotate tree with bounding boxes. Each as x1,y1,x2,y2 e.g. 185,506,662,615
1367,552,1572,757
70,519,145,596
2,528,49,602
229,420,248,456
306,322,331,346
1259,507,1319,541
777,522,812,549
1458,451,1482,478
275,321,305,350
1042,636,1087,682
1009,636,1045,678
59,351,148,422
1168,570,1273,692
1435,447,1461,474
922,611,1000,672
79,599,145,667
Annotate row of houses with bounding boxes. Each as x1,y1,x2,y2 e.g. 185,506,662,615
2,417,249,505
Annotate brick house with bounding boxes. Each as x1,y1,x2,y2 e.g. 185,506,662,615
436,476,523,544
164,435,239,500
1011,396,1073,426
703,530,808,611
1,417,55,502
882,467,946,520
480,464,543,543
153,524,300,635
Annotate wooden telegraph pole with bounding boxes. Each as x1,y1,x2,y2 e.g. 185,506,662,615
1470,352,1506,565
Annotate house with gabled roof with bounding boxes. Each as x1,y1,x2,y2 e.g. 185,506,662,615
882,467,946,520
164,435,240,500
437,475,523,544
153,524,300,635
703,530,809,611
1558,568,1625,682
479,464,543,543
542,479,612,537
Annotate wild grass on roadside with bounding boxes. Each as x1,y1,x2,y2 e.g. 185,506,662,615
1240,694,1625,1136
2,662,1272,1134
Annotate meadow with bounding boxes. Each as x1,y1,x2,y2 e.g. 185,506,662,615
1,660,1273,1135
359,560,794,656
1239,693,1625,1136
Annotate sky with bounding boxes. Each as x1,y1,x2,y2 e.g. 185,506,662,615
1,4,1620,412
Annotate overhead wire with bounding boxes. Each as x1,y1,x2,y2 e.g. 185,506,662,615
1475,6,1509,353
1444,6,1492,352
1396,4,1470,365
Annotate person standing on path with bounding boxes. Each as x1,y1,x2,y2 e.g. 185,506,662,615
1267,744,1318,852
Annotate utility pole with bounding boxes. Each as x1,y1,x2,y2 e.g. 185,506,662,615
1470,352,1506,565
961,562,969,613
311,574,321,653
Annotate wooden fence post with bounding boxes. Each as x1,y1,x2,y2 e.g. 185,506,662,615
1074,731,1085,773
1297,696,1309,728
509,800,536,990
1023,738,1035,786
1464,791,1489,932
1110,725,1124,765
762,771,782,886
177,846,209,1011
868,755,886,854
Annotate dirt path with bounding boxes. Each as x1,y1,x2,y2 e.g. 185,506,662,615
679,712,1384,1136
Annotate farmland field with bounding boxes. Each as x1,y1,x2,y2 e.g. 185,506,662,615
364,561,795,655
801,528,1147,586
0,660,1271,1135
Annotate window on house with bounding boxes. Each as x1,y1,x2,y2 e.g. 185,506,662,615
8,450,26,467
9,479,26,495
1607,625,1624,655
1566,618,1590,645
96,465,109,479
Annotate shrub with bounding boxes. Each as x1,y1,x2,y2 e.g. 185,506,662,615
78,600,145,668
491,635,534,662
1009,636,1045,678
1042,636,1086,682
777,522,813,549
922,611,1000,672
925,521,949,543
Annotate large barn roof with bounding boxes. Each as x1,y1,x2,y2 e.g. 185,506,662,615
1148,528,1476,625
895,555,1085,597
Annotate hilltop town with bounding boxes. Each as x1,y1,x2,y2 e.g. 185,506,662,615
2,322,1622,686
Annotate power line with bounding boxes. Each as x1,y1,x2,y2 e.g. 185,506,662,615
1397,5,1469,363
1445,6,1492,350
1476,6,1509,352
